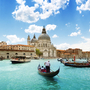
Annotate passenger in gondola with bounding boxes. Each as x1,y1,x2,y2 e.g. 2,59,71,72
41,66,45,72
38,64,41,70
44,61,50,73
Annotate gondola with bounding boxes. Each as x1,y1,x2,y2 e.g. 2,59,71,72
38,64,60,77
57,58,63,63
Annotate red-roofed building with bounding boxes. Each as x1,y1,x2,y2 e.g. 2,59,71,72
0,44,36,59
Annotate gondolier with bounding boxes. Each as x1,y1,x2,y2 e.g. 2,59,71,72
44,61,50,72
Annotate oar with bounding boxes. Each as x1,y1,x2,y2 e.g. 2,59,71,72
50,69,60,78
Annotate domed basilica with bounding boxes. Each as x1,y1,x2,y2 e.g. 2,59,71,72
27,26,56,58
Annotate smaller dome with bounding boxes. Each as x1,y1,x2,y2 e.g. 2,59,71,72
31,34,38,43
31,39,38,43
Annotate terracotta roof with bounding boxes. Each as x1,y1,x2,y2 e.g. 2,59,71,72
75,48,81,50
57,49,66,52
0,49,34,52
2,44,34,47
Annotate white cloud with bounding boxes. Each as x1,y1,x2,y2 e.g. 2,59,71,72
76,0,90,13
81,36,90,42
25,24,56,33
55,43,70,50
16,0,26,4
69,30,81,36
4,35,25,44
46,24,56,31
76,0,83,4
89,29,90,32
76,26,80,30
12,3,39,23
65,22,70,27
76,24,80,30
12,0,70,23
52,34,58,38
25,25,42,33
76,24,78,26
55,36,90,51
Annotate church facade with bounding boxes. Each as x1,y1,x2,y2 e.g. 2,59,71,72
27,26,56,58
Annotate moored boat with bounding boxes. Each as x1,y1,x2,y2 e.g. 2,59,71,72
10,56,31,64
57,58,63,63
0,56,5,61
64,62,90,67
38,64,60,77
63,57,90,67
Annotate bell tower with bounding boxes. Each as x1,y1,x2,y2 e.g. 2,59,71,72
27,35,30,45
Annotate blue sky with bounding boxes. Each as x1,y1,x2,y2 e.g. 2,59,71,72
0,0,90,51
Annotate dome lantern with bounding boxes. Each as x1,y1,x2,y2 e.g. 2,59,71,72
42,26,46,34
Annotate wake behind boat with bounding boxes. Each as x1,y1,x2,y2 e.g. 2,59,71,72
10,56,31,64
38,64,60,77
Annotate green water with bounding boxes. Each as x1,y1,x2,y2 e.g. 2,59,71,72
0,59,90,90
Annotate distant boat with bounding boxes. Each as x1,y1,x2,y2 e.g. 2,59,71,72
63,61,90,67
10,56,31,64
0,56,5,61
38,64,60,77
57,58,63,63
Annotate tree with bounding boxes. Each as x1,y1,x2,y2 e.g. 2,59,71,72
36,49,43,57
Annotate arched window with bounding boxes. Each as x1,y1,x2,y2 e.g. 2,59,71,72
15,53,18,55
46,44,47,47
23,53,25,55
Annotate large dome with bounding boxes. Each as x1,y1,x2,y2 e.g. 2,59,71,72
38,34,50,40
38,26,50,41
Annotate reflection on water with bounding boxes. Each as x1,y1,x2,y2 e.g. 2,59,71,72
39,77,61,90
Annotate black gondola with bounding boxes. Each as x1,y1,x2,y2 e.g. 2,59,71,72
38,64,60,77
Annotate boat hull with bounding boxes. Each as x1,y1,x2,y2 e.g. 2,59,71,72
11,60,30,64
64,63,90,67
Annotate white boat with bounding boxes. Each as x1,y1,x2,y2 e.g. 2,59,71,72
10,56,31,64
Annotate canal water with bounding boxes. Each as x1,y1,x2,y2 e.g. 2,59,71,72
0,59,90,90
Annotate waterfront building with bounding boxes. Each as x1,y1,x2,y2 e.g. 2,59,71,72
0,44,36,59
0,41,7,46
27,26,56,58
56,48,90,59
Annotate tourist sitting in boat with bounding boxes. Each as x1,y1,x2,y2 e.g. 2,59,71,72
41,66,45,72
38,64,41,70
44,61,50,73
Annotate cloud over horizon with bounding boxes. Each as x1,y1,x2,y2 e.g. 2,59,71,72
55,36,90,51
3,35,25,44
